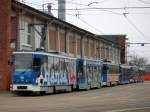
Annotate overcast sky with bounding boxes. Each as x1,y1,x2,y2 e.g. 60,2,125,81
24,0,150,63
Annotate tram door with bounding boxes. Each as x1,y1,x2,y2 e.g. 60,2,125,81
76,59,85,84
102,64,109,83
32,54,48,85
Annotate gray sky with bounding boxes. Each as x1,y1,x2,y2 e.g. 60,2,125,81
24,0,150,63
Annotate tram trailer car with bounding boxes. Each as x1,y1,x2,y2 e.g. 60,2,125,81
129,66,144,83
76,59,102,90
119,64,131,84
11,52,77,94
102,63,120,86
138,68,144,82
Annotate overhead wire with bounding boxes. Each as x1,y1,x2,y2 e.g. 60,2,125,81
50,0,123,15
137,0,150,5
75,15,104,34
52,0,113,7
121,0,150,43
20,0,150,42
124,16,150,42
46,6,150,10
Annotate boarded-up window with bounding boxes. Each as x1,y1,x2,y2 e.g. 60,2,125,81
90,40,94,57
101,43,105,59
77,38,81,55
49,29,56,50
84,39,88,57
69,35,75,54
96,42,100,58
106,47,109,59
59,32,65,52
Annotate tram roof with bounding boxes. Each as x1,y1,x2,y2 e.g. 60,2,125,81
13,51,76,60
120,64,138,69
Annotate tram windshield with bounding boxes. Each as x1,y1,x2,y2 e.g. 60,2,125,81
14,54,33,70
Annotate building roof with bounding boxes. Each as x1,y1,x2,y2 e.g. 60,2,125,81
98,35,127,47
12,0,126,47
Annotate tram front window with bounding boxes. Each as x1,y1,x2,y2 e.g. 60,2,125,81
14,54,32,70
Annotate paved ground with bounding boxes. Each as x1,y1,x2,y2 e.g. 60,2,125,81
0,81,150,112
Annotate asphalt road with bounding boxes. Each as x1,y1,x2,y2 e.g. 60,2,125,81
0,82,150,112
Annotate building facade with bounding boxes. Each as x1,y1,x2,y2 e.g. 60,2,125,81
0,0,126,90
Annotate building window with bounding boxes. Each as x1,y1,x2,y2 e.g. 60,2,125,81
59,32,65,52
89,40,94,58
84,39,88,57
69,35,75,54
96,41,100,59
27,25,32,45
49,28,56,51
77,38,81,55
22,23,32,46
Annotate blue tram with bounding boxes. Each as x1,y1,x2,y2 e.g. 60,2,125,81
119,64,144,84
119,64,130,84
76,59,102,90
11,51,144,95
129,66,144,83
102,62,120,86
11,52,76,93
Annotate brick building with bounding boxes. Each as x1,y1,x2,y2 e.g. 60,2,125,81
0,0,127,90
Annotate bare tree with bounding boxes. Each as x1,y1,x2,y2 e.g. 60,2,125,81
128,54,148,67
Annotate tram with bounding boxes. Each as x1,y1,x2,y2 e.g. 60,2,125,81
11,51,76,94
11,51,145,95
119,64,131,84
102,62,120,86
119,65,144,83
76,59,102,90
130,66,144,83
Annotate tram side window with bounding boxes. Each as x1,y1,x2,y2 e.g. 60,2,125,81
99,65,102,74
94,66,98,76
48,56,54,73
90,66,93,79
86,65,90,75
65,59,69,73
93,66,96,80
116,66,119,74
108,65,111,74
68,59,74,73
64,59,68,73
54,57,60,73
71,59,76,73
40,56,48,77
60,58,65,73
